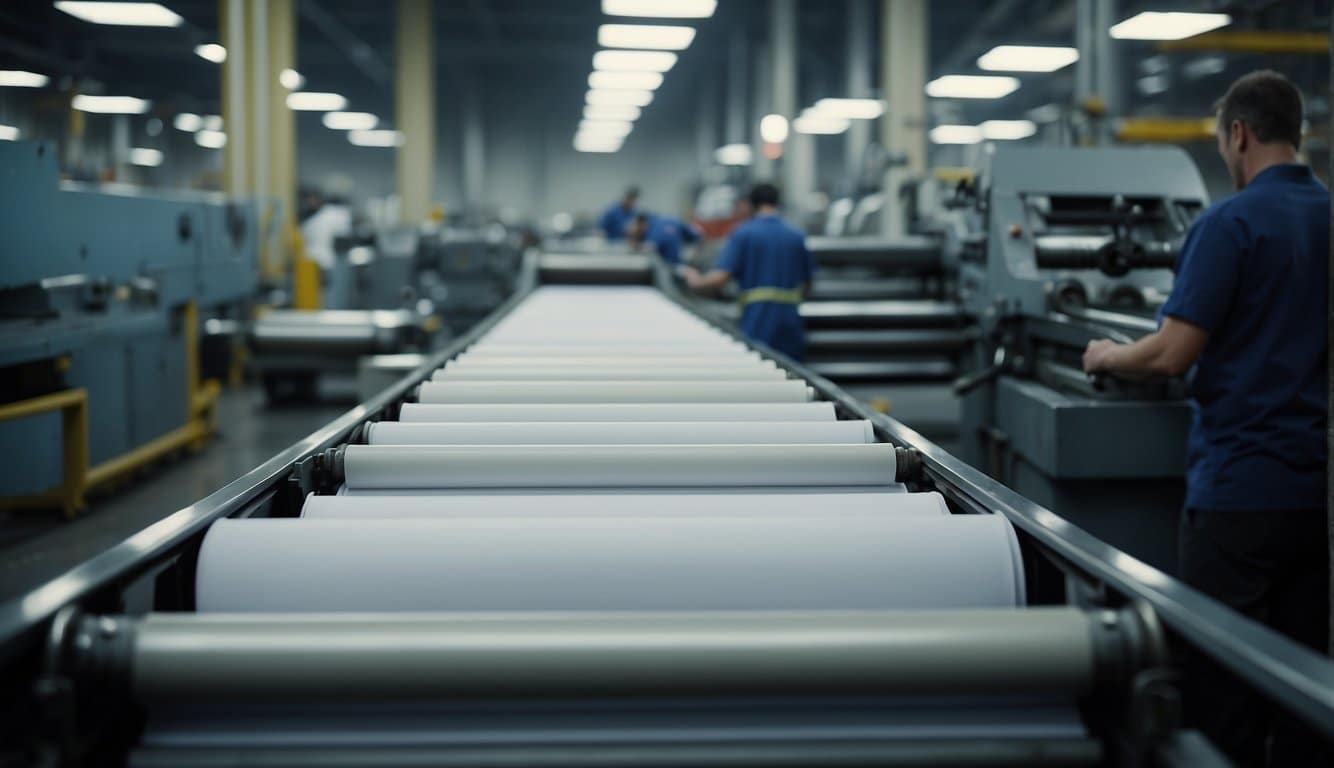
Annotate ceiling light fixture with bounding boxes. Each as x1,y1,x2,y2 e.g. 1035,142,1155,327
760,113,789,143
173,112,201,132
574,133,624,153
586,88,654,107
194,43,226,63
584,104,642,121
55,1,183,26
348,129,404,147
195,129,226,148
1110,11,1231,41
286,91,348,111
129,147,163,166
588,70,664,91
0,70,50,88
280,68,305,90
714,143,753,166
810,97,884,119
598,24,696,50
0,125,20,141
322,111,378,130
929,124,983,144
925,75,1020,99
793,115,851,135
593,50,678,73
602,0,715,18
72,94,151,113
979,119,1037,140
578,119,634,136
201,114,223,131
977,45,1078,72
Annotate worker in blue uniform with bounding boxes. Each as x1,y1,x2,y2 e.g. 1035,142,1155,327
682,183,815,361
1083,70,1329,768
627,212,701,266
597,186,640,240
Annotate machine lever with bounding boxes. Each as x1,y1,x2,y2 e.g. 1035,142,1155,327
953,348,1009,396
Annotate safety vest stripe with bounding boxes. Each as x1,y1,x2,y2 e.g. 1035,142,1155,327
737,286,804,306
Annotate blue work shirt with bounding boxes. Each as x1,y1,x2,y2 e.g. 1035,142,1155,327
716,213,816,361
643,215,700,265
599,203,637,240
1161,163,1329,511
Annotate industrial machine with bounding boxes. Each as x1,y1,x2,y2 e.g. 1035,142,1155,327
951,146,1203,572
801,235,967,440
2,251,1331,767
0,140,257,515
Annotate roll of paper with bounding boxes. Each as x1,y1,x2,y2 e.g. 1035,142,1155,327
341,443,897,489
338,484,910,496
196,514,1023,612
417,380,814,404
463,346,755,360
432,366,787,382
301,491,947,518
398,402,838,423
366,420,874,446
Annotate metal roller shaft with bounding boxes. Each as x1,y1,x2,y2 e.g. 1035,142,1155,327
62,608,1129,703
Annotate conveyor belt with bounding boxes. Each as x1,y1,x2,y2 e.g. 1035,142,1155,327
21,262,1334,767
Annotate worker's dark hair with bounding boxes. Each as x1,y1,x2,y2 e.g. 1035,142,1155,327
625,186,641,199
633,212,650,225
1215,70,1303,150
749,182,781,209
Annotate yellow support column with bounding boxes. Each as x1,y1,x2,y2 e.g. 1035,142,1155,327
396,0,436,224
266,0,297,282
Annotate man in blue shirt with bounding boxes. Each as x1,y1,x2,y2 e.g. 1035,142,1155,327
597,186,640,240
1084,70,1328,767
682,183,816,361
627,212,702,266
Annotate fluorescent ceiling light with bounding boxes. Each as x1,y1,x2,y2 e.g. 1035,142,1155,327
194,43,226,63
925,75,1020,99
349,129,404,147
1137,74,1169,95
760,113,789,143
286,91,347,111
1110,11,1230,40
977,45,1078,72
598,24,696,50
811,97,884,119
0,70,49,88
280,68,304,90
1184,55,1226,79
195,129,226,148
0,125,19,141
589,70,663,91
1027,103,1062,123
574,134,623,153
322,111,378,130
129,147,163,166
173,112,201,131
584,104,641,121
593,50,677,73
55,1,182,26
587,88,654,107
579,119,633,136
714,143,752,166
201,114,223,131
793,115,850,135
72,94,151,113
929,124,983,144
603,0,716,18
979,119,1037,140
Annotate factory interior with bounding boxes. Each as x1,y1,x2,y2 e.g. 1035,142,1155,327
2,0,1334,765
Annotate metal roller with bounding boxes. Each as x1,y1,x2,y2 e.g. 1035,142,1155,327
397,402,839,422
416,380,815,404
364,419,875,445
432,366,787,382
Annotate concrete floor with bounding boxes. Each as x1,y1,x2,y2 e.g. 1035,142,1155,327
0,386,344,602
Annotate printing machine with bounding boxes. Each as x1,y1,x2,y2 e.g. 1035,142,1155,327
0,140,257,514
951,146,1203,572
1,250,1332,768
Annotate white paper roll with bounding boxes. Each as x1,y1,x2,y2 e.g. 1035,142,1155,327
463,346,755,360
432,366,787,382
365,420,874,445
338,484,911,496
196,514,1022,612
301,491,947,518
398,403,838,423
341,444,897,489
417,380,814,404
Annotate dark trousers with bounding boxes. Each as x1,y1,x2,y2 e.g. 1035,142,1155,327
1179,507,1330,767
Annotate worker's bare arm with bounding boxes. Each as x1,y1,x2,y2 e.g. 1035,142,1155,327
1082,316,1209,379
